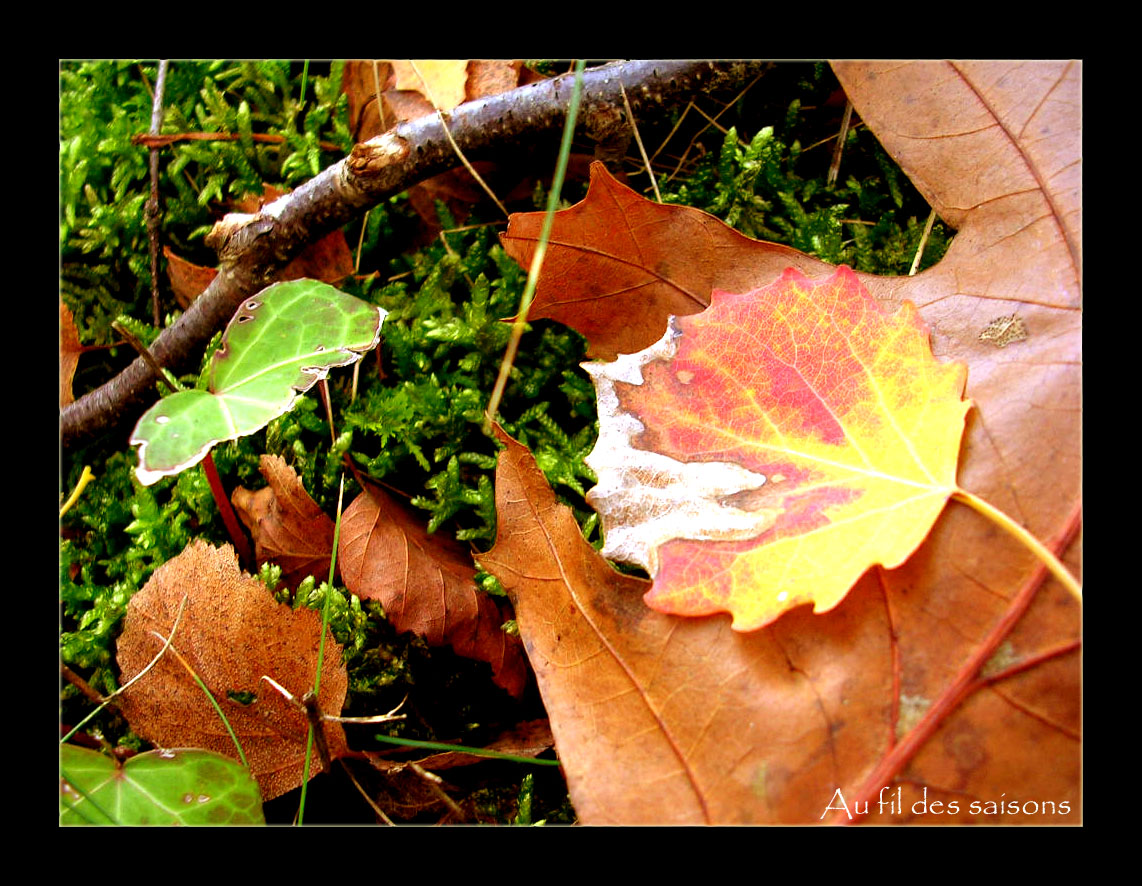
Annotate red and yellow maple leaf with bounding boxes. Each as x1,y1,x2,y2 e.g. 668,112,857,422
585,265,972,630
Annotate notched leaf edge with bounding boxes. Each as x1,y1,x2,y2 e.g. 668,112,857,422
582,318,777,576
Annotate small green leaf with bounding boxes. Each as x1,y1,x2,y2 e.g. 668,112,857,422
131,279,385,485
60,745,264,825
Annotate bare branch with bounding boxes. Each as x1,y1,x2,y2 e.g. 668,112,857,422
60,60,770,451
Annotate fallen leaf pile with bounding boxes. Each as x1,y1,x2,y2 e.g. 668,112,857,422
231,457,525,697
100,60,1078,824
486,60,1081,823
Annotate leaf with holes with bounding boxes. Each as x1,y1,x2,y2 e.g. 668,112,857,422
130,279,386,485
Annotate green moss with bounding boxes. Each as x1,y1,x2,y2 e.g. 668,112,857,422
658,64,953,275
61,60,351,378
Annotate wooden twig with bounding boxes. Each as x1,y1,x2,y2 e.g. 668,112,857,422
131,131,343,153
827,100,853,187
61,61,770,451
146,60,169,328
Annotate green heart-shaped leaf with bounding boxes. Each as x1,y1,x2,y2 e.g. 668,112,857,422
60,745,265,825
131,279,386,485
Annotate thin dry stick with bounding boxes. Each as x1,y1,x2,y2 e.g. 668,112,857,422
261,675,405,726
650,99,694,163
61,663,104,705
339,760,395,825
261,671,404,822
133,132,343,152
372,60,389,134
908,209,938,276
690,103,736,138
803,121,864,155
664,72,765,182
408,61,508,218
827,100,854,187
146,60,169,328
111,320,180,393
408,760,465,820
620,81,660,203
319,378,336,445
60,594,190,746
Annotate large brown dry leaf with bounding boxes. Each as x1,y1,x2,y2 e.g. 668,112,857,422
339,481,527,698
116,541,349,802
486,61,1081,823
232,455,336,592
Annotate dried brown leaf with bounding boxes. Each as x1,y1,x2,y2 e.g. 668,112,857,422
116,541,349,802
164,246,221,309
343,61,395,141
232,455,336,591
339,481,527,698
391,60,469,111
465,60,524,102
500,163,833,360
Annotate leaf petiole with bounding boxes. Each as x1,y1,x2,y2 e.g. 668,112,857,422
952,487,1081,601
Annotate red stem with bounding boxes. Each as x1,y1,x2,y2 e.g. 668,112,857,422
832,501,1082,825
202,452,253,570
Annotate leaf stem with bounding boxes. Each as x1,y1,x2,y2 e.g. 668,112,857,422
202,452,253,570
952,487,1081,600
111,319,184,393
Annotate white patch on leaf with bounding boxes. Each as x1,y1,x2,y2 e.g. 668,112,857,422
582,320,777,577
